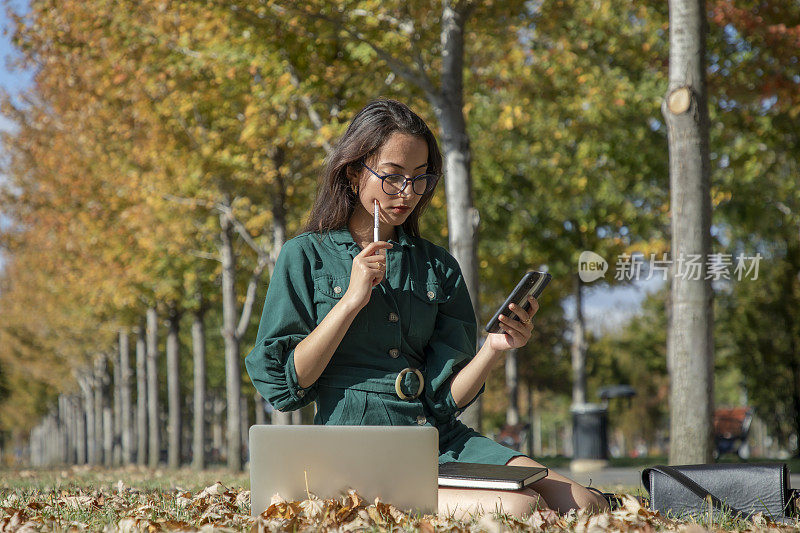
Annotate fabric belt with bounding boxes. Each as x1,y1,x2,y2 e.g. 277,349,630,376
318,368,425,400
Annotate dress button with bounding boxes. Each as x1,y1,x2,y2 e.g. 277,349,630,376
297,389,305,398
416,415,427,425
333,286,342,294
388,348,400,358
388,312,399,323
426,290,435,300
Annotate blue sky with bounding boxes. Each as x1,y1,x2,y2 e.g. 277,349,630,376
0,0,32,104
0,0,32,275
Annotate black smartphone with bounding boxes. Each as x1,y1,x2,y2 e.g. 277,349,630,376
484,271,552,334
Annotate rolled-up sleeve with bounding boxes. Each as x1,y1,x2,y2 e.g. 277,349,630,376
421,253,483,423
245,239,317,412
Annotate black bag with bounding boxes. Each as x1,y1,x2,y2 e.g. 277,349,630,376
642,463,798,523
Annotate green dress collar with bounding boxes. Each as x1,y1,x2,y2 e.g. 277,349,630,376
325,224,415,253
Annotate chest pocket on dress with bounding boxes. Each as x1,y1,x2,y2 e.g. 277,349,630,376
407,279,448,342
313,275,369,336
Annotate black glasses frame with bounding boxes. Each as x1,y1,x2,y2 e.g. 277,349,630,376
361,162,439,196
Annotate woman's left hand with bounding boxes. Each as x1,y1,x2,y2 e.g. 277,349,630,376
486,295,539,351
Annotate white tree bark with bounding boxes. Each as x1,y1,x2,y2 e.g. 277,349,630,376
254,391,266,426
240,396,249,463
75,394,87,464
79,374,96,465
119,328,133,464
212,394,224,463
103,405,113,467
220,209,242,470
112,346,122,466
135,321,148,466
93,356,107,465
166,306,182,468
664,0,714,464
571,275,587,406
57,397,68,464
192,307,207,470
530,386,543,456
59,395,72,464
146,306,161,468
505,349,519,425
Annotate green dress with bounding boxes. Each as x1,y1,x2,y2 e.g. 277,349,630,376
244,224,525,465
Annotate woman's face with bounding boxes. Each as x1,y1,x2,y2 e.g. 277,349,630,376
352,132,429,226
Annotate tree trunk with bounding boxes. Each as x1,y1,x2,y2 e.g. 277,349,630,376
103,405,113,467
192,307,207,470
58,396,68,464
571,275,587,406
166,305,182,469
254,392,265,425
59,395,71,464
240,396,249,463
35,423,42,466
788,329,800,456
213,394,224,464
79,374,96,465
119,328,133,464
220,209,242,470
75,394,87,464
29,425,38,467
664,0,714,464
432,1,481,432
505,349,519,425
112,346,122,466
135,320,148,466
146,306,161,468
531,386,543,457
93,356,107,465
57,410,66,464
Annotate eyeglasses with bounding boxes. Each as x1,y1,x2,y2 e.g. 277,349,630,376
361,162,439,196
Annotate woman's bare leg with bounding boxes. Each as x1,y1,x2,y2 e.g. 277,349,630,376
506,455,609,513
437,485,549,521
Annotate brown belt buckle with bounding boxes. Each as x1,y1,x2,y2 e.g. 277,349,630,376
395,368,424,400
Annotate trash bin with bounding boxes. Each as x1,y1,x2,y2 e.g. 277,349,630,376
571,403,608,460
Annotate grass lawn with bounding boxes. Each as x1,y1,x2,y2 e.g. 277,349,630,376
0,464,797,531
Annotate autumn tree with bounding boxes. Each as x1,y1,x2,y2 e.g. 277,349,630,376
708,0,800,451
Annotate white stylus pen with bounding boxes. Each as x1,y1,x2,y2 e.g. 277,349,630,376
373,199,380,242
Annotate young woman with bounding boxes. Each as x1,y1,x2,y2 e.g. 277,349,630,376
245,98,608,518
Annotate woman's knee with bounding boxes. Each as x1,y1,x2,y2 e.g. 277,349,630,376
505,454,609,513
502,487,548,517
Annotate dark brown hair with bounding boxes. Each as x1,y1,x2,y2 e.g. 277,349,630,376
302,98,442,238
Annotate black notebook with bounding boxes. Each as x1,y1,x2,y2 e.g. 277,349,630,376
437,462,548,490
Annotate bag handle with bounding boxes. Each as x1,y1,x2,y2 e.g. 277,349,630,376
642,465,750,518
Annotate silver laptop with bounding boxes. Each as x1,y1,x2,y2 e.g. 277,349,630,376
249,425,439,516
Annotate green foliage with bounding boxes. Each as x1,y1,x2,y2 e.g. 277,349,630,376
706,0,800,449
716,240,800,448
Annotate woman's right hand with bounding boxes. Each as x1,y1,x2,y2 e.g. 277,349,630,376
342,241,393,311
